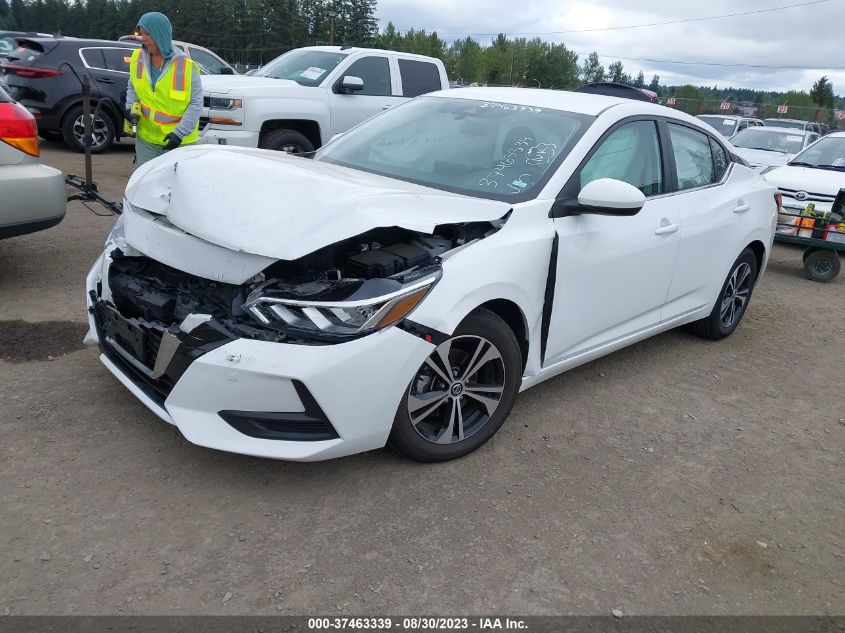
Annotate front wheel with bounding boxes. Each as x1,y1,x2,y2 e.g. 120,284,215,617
258,129,314,154
389,308,522,462
687,248,758,340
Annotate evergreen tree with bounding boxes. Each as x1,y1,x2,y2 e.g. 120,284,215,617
580,52,603,83
634,71,645,88
606,60,624,83
810,76,834,109
648,75,660,92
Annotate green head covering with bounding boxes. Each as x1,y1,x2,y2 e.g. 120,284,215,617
137,12,173,58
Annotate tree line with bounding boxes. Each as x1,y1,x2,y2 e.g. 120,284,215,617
2,0,841,121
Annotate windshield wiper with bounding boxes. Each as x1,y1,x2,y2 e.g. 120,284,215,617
746,147,783,153
788,161,815,167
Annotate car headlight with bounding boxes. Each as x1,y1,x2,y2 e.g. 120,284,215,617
243,275,438,337
208,97,243,110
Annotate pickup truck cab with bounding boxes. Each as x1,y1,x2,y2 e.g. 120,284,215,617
198,45,449,153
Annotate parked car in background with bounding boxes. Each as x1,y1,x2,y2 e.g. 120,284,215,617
198,45,450,153
0,83,66,239
86,88,776,462
118,35,237,75
1,36,140,153
0,30,53,59
696,114,763,138
730,126,820,172
764,132,845,216
763,118,822,135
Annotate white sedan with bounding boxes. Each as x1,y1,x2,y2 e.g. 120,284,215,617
85,88,778,462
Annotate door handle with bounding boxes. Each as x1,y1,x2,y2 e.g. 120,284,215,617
733,202,751,213
97,78,115,84
654,223,679,236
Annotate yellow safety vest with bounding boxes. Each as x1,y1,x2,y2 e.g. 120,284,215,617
129,49,199,146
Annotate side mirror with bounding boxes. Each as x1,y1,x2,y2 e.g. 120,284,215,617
338,75,364,93
220,67,234,75
551,178,646,218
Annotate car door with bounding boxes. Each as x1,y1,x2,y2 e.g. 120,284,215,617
543,118,681,366
100,47,135,105
660,122,748,321
328,55,401,136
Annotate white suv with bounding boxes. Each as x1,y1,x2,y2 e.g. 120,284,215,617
198,46,449,153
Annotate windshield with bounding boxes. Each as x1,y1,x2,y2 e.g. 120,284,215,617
697,116,738,137
732,128,805,154
316,96,593,202
764,119,805,130
254,49,347,86
789,136,845,169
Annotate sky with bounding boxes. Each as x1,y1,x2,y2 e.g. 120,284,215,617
374,0,845,95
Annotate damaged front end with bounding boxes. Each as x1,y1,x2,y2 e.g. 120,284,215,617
89,218,506,405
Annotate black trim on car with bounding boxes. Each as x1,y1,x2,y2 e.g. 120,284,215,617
219,380,340,442
539,233,558,366
0,213,64,240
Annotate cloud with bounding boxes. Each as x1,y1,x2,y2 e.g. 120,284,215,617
375,0,845,93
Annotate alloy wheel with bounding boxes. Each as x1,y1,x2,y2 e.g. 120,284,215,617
719,262,752,328
72,113,109,150
407,335,506,445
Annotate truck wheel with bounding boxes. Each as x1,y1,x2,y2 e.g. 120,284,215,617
258,129,314,155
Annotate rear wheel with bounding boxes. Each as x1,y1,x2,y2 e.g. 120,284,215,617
389,309,522,462
687,248,758,340
61,105,115,154
258,129,314,155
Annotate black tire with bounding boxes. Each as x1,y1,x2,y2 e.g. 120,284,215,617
804,249,841,282
687,248,758,340
61,105,115,154
258,129,315,154
388,308,522,462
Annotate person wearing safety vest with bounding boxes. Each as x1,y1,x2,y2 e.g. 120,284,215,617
124,12,202,168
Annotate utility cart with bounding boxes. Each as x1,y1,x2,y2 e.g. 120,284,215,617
775,189,845,282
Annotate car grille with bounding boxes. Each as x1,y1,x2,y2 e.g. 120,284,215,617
778,187,836,205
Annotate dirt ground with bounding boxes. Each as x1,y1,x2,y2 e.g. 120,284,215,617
0,141,843,616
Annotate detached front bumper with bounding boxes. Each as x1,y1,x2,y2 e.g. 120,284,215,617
85,252,433,461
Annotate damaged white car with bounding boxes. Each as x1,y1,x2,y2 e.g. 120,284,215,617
85,88,777,462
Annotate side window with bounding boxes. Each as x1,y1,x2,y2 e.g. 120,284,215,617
188,47,225,74
668,123,716,190
579,120,664,196
342,56,391,96
738,121,748,131
398,59,441,98
102,48,133,73
81,48,106,70
709,137,729,182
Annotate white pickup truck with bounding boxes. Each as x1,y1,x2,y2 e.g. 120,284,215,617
198,46,450,153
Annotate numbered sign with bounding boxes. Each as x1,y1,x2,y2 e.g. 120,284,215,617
720,102,731,110
777,105,788,114
666,97,676,105
838,110,845,120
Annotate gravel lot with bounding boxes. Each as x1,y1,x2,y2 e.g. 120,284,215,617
0,141,843,616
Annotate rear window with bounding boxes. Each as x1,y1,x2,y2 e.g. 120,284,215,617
0,36,17,56
103,48,133,72
8,40,44,64
764,119,805,130
80,48,106,69
398,59,441,98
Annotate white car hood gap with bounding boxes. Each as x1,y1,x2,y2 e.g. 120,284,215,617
125,146,511,260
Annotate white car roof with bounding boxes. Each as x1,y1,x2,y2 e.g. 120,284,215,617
748,126,812,135
302,45,443,64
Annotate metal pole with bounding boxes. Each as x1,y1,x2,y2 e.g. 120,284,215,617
82,72,93,191
329,18,335,46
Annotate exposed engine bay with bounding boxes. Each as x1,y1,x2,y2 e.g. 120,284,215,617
106,219,504,344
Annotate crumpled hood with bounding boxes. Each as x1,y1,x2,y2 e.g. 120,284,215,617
733,148,792,169
125,145,511,260
764,164,845,196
